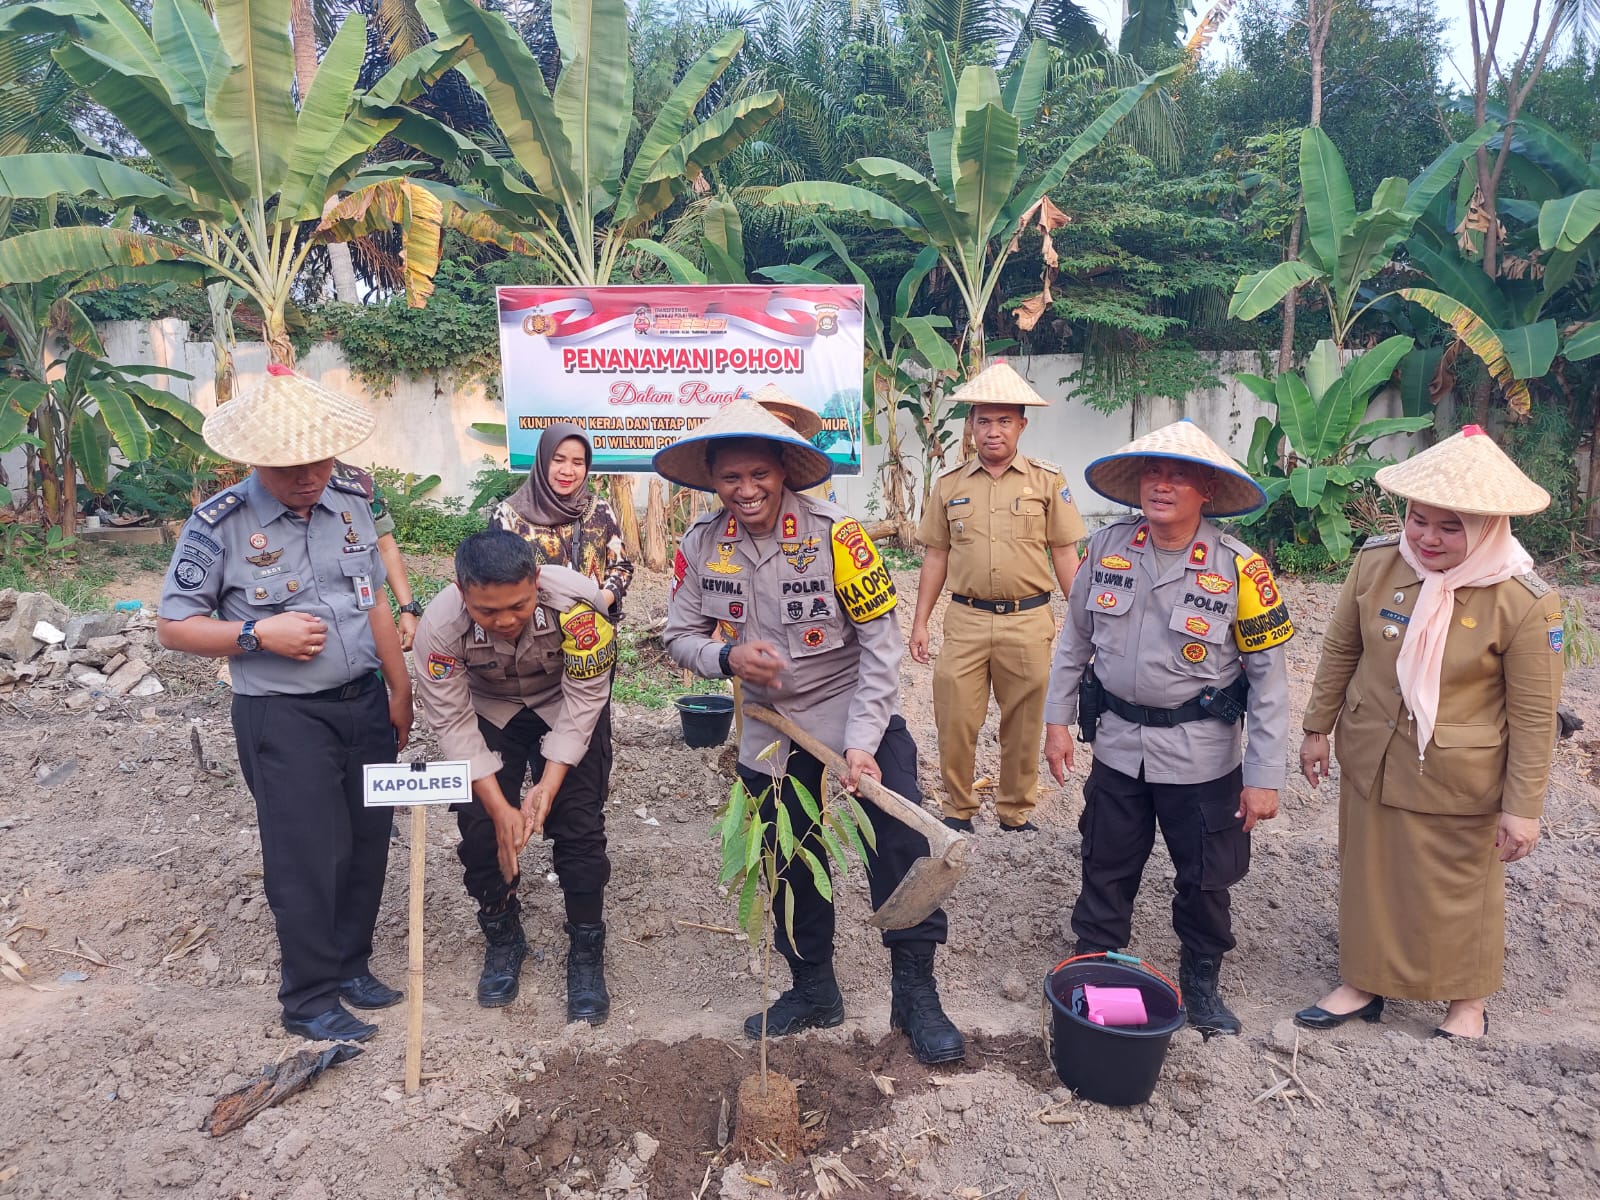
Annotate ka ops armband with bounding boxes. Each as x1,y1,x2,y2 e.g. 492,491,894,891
831,519,897,623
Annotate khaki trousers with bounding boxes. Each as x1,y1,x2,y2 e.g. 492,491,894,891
932,601,1054,825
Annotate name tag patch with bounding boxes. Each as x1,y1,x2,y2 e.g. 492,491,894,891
1378,608,1410,625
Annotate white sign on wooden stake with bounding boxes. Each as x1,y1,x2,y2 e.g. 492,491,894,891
362,760,471,807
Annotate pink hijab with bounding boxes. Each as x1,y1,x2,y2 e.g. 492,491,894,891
1393,507,1532,759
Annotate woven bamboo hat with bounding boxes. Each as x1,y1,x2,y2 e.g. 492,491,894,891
950,359,1050,408
1085,418,1267,517
203,365,377,467
1374,424,1549,515
748,383,824,440
652,398,834,492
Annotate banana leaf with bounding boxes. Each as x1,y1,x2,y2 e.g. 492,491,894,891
0,153,211,223
1299,127,1355,285
1493,320,1559,380
953,101,1020,243
1538,189,1600,253
764,181,925,241
550,0,632,201
1227,260,1321,322
1400,287,1531,416
278,15,368,220
627,239,707,285
209,0,297,201
0,227,194,287
630,92,783,227
1564,322,1600,361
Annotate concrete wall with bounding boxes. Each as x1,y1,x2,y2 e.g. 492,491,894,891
3,323,1420,528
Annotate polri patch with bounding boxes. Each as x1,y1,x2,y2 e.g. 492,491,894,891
425,652,458,680
1181,641,1208,663
1194,572,1232,595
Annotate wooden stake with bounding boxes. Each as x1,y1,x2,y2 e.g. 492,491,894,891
732,676,745,748
405,804,426,1094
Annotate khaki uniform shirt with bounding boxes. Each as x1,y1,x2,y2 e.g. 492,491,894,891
1301,539,1563,819
663,492,902,772
158,472,387,696
411,566,611,782
1044,516,1292,789
918,456,1087,599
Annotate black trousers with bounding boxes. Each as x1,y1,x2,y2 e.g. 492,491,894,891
457,702,612,917
231,678,395,1021
738,715,948,965
1071,759,1250,959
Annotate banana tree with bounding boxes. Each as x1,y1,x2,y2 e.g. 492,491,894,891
0,0,478,364
415,0,784,286
1236,335,1431,561
763,38,1181,372
1228,124,1502,348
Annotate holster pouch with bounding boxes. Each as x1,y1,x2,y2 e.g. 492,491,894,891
1078,669,1103,744
1197,676,1250,725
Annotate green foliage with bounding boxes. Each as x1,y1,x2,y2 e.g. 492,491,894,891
104,453,220,519
1238,336,1431,560
1271,540,1336,577
371,465,484,553
1061,345,1222,414
1499,403,1585,563
1562,597,1600,670
611,625,726,709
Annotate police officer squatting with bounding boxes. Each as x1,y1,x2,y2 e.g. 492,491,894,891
1043,419,1293,1038
909,360,1087,834
657,398,966,1066
157,366,414,1044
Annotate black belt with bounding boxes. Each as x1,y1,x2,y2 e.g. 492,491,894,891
951,592,1050,615
1099,674,1249,728
300,673,381,702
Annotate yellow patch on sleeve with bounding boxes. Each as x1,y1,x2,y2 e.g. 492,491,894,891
831,519,898,623
1233,553,1294,652
559,602,618,679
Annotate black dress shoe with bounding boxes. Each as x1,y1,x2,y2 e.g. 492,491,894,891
282,1004,378,1043
340,973,403,1010
1000,820,1039,833
941,816,974,833
1433,1010,1489,1040
1294,995,1384,1029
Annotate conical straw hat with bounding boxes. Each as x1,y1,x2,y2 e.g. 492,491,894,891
652,398,834,492
950,359,1050,407
748,383,824,440
204,365,377,467
1085,418,1267,517
1374,424,1549,515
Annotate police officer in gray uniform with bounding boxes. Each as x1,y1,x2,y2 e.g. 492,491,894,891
658,398,965,1066
158,366,414,1043
1043,420,1292,1036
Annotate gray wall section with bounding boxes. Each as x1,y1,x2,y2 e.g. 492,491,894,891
4,322,1419,529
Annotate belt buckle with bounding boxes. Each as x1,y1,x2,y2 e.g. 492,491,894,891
339,680,363,700
1146,708,1174,728
993,600,1012,615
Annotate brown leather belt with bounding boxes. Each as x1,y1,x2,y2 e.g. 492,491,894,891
950,592,1050,615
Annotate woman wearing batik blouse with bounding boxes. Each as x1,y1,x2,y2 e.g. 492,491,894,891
489,424,633,620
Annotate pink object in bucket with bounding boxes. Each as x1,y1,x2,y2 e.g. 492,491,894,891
1082,985,1148,1027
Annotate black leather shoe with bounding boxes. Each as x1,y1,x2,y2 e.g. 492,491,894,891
941,816,975,833
564,921,610,1025
1433,1010,1489,1040
477,905,527,1008
889,943,965,1064
340,973,403,1010
1000,820,1039,833
1294,995,1384,1029
1180,948,1241,1038
282,1004,378,1043
744,959,845,1039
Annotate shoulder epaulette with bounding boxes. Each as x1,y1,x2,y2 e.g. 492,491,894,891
937,459,970,479
328,474,371,499
1217,530,1255,558
193,488,245,527
1029,456,1062,475
1514,571,1553,598
1359,533,1401,550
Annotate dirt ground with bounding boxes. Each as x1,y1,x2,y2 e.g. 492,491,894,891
3,560,1600,1200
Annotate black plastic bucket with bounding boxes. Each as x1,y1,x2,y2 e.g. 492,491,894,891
675,694,735,747
1042,952,1186,1107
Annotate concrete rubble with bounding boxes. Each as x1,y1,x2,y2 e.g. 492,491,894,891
0,589,169,703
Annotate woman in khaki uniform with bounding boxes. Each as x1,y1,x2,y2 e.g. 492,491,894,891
1295,427,1563,1039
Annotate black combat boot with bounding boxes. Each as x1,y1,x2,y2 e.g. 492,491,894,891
889,943,966,1065
475,904,527,1008
1180,948,1241,1037
743,958,845,1039
564,921,610,1024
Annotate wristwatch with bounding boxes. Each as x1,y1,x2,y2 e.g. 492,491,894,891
236,619,261,653
718,642,734,677
397,600,423,617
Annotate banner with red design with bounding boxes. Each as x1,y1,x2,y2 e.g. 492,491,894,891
497,285,866,474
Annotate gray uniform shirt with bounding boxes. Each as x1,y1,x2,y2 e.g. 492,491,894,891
158,472,387,696
663,491,902,773
1044,516,1291,790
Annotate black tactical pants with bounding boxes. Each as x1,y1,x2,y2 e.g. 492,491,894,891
738,715,949,965
231,676,396,1020
457,702,612,922
1071,759,1250,959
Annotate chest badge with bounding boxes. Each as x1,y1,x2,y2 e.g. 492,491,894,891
1188,542,1209,567
802,626,826,648
1194,572,1232,595
344,528,361,545
1131,525,1150,548
781,535,820,574
781,513,798,539
1096,592,1118,609
252,586,268,600
1460,616,1478,629
1181,642,1208,663
244,548,283,568
1393,591,1407,605
1184,616,1211,636
1099,554,1133,571
285,579,300,594
1382,624,1400,641
341,511,354,525
706,543,743,575
248,532,268,550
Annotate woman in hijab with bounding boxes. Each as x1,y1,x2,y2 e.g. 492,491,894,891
1295,426,1563,1039
490,424,633,618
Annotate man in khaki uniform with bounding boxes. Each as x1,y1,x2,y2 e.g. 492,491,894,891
658,398,966,1066
411,531,616,1021
911,361,1086,833
1043,420,1291,1037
